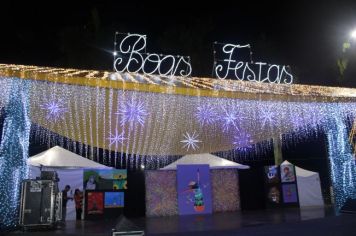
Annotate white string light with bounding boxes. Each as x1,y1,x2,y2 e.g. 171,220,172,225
214,43,293,84
113,33,192,77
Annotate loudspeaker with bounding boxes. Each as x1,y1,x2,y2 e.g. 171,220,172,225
19,180,61,227
340,198,356,214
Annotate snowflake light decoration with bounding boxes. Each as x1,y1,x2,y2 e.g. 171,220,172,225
116,99,148,127
107,130,126,149
40,100,67,122
180,131,201,151
220,107,241,131
195,104,217,126
233,132,254,151
260,106,275,128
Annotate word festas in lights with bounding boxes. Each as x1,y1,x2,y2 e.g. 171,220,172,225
214,44,293,84
114,33,192,77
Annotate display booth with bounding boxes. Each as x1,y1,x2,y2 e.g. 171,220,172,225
28,146,112,220
145,153,249,217
83,168,127,220
264,160,324,208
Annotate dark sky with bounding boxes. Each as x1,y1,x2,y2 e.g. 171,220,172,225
1,1,356,87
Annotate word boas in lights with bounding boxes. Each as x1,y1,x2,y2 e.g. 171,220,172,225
214,44,293,84
114,34,192,77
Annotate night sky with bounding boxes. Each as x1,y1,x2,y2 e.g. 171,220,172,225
1,1,356,87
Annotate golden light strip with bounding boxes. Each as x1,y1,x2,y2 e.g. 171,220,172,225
0,64,356,102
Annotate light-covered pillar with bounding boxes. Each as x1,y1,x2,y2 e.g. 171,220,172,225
0,79,31,229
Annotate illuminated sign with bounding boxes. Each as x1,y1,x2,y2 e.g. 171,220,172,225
113,33,192,77
214,43,293,84
112,33,294,84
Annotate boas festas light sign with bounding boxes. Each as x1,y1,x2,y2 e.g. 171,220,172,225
113,32,293,84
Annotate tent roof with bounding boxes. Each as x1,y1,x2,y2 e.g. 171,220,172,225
281,160,317,177
28,146,111,169
161,153,250,170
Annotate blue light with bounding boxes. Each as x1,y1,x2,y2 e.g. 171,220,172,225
0,79,30,229
326,116,356,211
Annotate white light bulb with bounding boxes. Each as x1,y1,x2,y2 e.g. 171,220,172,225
351,30,356,39
113,51,117,56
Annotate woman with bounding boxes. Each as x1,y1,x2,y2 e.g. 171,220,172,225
74,189,83,220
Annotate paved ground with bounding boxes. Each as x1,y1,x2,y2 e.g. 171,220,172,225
4,207,356,236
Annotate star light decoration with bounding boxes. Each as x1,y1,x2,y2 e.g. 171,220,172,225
233,132,254,151
195,104,217,126
116,98,148,127
107,130,126,149
40,99,67,122
180,131,202,151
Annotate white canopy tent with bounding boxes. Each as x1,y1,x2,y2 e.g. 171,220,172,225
160,153,250,170
28,146,112,220
282,160,324,208
28,146,110,169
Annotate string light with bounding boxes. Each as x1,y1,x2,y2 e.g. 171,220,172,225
326,116,356,211
214,43,293,84
0,65,356,227
113,33,192,77
0,78,30,229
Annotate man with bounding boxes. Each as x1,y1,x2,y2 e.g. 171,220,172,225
62,185,73,224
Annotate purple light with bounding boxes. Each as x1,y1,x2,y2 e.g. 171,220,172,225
40,100,67,122
221,107,241,132
116,99,148,127
233,132,254,151
107,130,126,149
195,104,217,126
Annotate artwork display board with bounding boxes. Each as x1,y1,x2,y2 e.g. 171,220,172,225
264,166,282,206
264,164,299,208
177,165,212,215
83,169,127,220
280,163,299,206
85,190,124,219
83,169,127,190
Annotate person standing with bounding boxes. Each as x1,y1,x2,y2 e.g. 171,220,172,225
74,189,83,220
62,185,73,223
